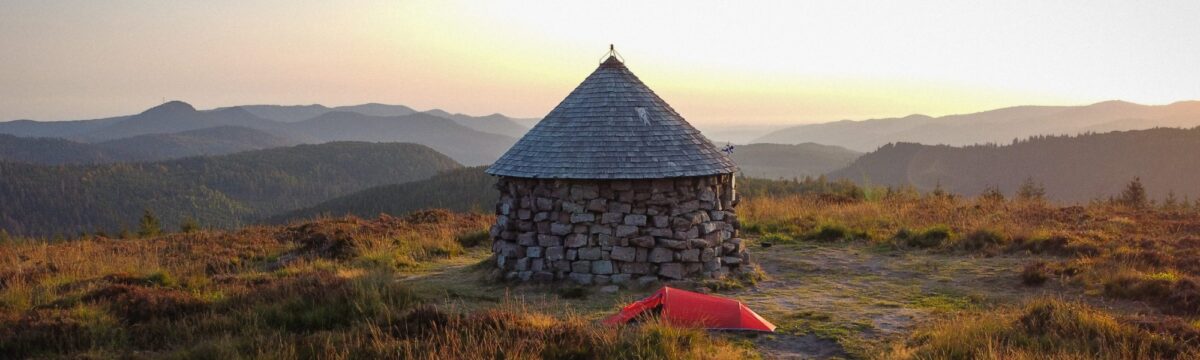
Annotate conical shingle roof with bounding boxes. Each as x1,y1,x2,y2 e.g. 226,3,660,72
487,56,737,179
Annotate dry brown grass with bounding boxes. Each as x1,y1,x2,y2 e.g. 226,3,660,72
882,298,1198,360
0,209,753,359
741,194,1200,357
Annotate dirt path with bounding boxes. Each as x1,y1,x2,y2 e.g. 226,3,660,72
734,242,1044,358
394,243,1136,359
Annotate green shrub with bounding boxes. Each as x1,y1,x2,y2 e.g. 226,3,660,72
83,284,206,324
896,225,954,248
804,222,867,242
558,287,589,300
1103,271,1176,300
144,271,176,287
1021,262,1050,286
958,228,1008,250
889,299,1190,359
759,232,794,244
0,307,124,358
455,230,490,248
257,270,416,331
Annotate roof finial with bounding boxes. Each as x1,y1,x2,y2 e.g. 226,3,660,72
600,44,624,65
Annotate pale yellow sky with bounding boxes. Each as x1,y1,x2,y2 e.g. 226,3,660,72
2,1,1198,126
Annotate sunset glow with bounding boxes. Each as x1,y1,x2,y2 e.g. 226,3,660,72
2,0,1198,125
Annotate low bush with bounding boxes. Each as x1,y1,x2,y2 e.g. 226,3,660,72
896,225,954,249
1103,271,1177,302
454,229,490,248
254,270,416,331
758,232,794,245
0,307,123,358
1021,262,1051,286
887,299,1194,359
1011,233,1073,255
83,284,206,324
389,304,754,359
957,228,1008,251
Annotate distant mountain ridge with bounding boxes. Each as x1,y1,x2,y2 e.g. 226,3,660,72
730,143,861,179
756,100,1200,152
0,142,461,236
0,101,524,165
274,166,495,223
228,103,530,137
829,126,1200,202
0,126,297,164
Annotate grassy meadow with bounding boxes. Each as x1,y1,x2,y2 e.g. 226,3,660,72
4,185,1200,359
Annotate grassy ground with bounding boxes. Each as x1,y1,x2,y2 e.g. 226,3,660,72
5,195,1200,359
0,210,752,359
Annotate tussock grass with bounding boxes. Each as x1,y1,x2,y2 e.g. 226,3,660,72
0,210,750,358
883,298,1198,359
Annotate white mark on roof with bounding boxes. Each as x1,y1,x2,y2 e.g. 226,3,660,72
636,107,650,125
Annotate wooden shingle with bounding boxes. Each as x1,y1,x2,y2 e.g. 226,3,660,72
486,56,738,179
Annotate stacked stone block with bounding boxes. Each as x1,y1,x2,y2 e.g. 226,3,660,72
490,174,748,285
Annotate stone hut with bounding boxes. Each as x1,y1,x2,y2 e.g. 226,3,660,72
485,51,747,285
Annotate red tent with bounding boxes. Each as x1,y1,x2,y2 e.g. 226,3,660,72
602,287,776,332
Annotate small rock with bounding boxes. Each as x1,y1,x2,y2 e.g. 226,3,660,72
658,263,684,279
600,285,620,293
615,225,639,237
565,233,588,248
680,248,700,262
610,246,637,262
551,223,573,236
649,247,674,263
569,272,594,285
587,198,608,212
630,236,656,248
571,261,591,273
578,247,604,260
571,213,596,223
624,214,648,226
592,260,615,274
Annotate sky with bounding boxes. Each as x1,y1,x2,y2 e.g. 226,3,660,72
2,0,1199,126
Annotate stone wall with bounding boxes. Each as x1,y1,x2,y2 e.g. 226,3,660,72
489,174,748,285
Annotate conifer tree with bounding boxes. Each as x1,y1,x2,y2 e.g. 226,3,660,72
1016,177,1046,202
180,217,200,233
1118,177,1149,209
138,209,162,238
1163,191,1179,211
980,185,1005,202
930,181,948,198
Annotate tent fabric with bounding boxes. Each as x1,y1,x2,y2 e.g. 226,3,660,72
602,287,776,332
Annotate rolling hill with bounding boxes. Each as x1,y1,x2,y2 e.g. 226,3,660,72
0,134,119,164
74,101,285,142
731,143,861,179
93,126,299,161
231,103,528,137
756,100,1200,152
0,101,521,165
829,127,1200,202
290,112,516,166
0,142,461,236
274,166,496,222
0,127,297,164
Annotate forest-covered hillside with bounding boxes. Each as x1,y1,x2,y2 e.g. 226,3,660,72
730,143,860,179
0,127,296,164
830,126,1200,202
274,166,496,222
0,142,460,236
